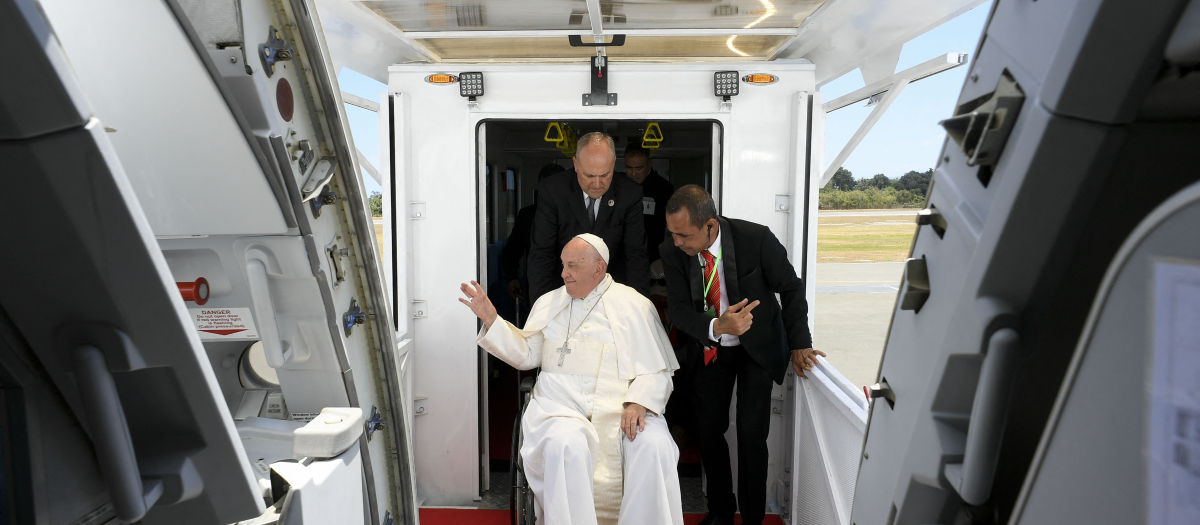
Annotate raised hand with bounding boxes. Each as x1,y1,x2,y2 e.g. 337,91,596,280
458,280,498,329
791,348,827,379
713,299,760,336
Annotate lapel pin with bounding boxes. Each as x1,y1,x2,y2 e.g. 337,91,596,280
608,199,615,207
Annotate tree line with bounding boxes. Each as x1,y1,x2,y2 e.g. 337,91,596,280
820,167,932,210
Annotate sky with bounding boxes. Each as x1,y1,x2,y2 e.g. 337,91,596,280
335,0,993,194
821,2,992,181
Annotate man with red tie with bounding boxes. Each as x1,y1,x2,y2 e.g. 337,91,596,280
660,185,824,525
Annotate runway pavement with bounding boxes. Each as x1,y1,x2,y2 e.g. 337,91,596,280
819,209,920,217
812,262,904,388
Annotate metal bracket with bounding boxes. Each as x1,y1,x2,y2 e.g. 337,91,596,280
325,237,349,286
310,186,338,218
365,406,386,441
582,55,618,107
774,194,791,212
410,202,427,220
866,379,896,409
301,157,339,202
411,300,428,319
916,206,947,238
414,397,429,416
899,256,930,313
939,70,1025,186
258,26,293,78
567,34,626,47
343,298,367,337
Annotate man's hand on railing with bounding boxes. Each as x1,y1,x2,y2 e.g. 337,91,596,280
791,348,826,379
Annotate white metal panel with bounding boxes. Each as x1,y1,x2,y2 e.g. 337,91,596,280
780,0,986,85
38,0,288,237
388,61,817,505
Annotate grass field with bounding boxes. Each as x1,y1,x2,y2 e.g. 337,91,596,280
816,215,916,263
373,216,915,264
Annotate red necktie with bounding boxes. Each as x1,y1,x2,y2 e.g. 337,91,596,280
702,249,721,365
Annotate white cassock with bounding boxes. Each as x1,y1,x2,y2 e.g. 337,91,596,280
477,275,683,525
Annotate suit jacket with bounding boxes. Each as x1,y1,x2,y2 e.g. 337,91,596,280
528,170,650,302
661,217,813,384
637,171,674,263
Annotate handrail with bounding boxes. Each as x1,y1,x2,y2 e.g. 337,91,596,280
74,345,163,522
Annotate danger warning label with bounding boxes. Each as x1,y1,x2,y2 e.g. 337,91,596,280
190,308,260,340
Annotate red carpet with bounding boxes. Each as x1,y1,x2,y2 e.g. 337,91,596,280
418,508,785,525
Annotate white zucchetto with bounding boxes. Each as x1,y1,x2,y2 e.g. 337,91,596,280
574,233,610,264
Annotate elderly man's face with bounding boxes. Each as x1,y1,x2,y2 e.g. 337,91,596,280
573,143,615,200
624,153,651,184
560,239,606,299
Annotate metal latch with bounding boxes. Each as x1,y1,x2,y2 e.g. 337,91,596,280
775,194,790,212
899,256,931,313
301,157,339,201
326,238,349,286
310,186,337,218
365,406,386,441
258,26,293,77
343,298,367,336
939,70,1025,186
865,379,895,409
410,202,427,220
916,206,947,238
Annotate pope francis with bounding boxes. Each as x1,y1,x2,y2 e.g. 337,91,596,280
459,234,684,525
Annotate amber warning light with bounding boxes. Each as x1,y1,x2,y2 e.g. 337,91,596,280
178,278,210,305
425,74,458,84
742,74,779,85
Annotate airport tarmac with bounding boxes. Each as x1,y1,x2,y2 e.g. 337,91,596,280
812,262,904,388
819,209,920,217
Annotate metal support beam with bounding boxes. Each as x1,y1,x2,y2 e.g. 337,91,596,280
399,28,800,39
820,79,909,187
824,53,966,113
357,148,382,185
342,91,379,112
585,0,605,48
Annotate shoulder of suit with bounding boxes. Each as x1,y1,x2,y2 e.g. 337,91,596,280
725,217,768,237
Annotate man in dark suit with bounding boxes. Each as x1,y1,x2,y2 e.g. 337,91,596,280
622,143,674,263
660,185,826,525
527,132,650,302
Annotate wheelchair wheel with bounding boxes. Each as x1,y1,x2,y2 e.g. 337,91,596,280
510,378,537,525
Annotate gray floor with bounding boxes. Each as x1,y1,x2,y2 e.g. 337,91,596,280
812,262,903,388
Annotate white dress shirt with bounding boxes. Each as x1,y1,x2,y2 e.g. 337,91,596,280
704,229,741,347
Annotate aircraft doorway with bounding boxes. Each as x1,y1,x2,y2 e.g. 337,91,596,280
475,119,720,501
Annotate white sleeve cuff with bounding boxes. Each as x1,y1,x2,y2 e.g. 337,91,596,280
708,318,719,343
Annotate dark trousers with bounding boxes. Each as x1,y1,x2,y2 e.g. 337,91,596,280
693,344,774,525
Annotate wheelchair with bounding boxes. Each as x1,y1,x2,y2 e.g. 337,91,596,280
510,375,537,525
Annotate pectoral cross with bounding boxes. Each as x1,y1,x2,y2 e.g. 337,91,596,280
556,341,572,367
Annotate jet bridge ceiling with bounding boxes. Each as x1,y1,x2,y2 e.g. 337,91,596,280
316,0,986,81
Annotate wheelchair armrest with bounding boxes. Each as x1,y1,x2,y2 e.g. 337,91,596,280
519,376,535,393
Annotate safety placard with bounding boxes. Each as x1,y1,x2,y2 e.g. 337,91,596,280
190,308,260,340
